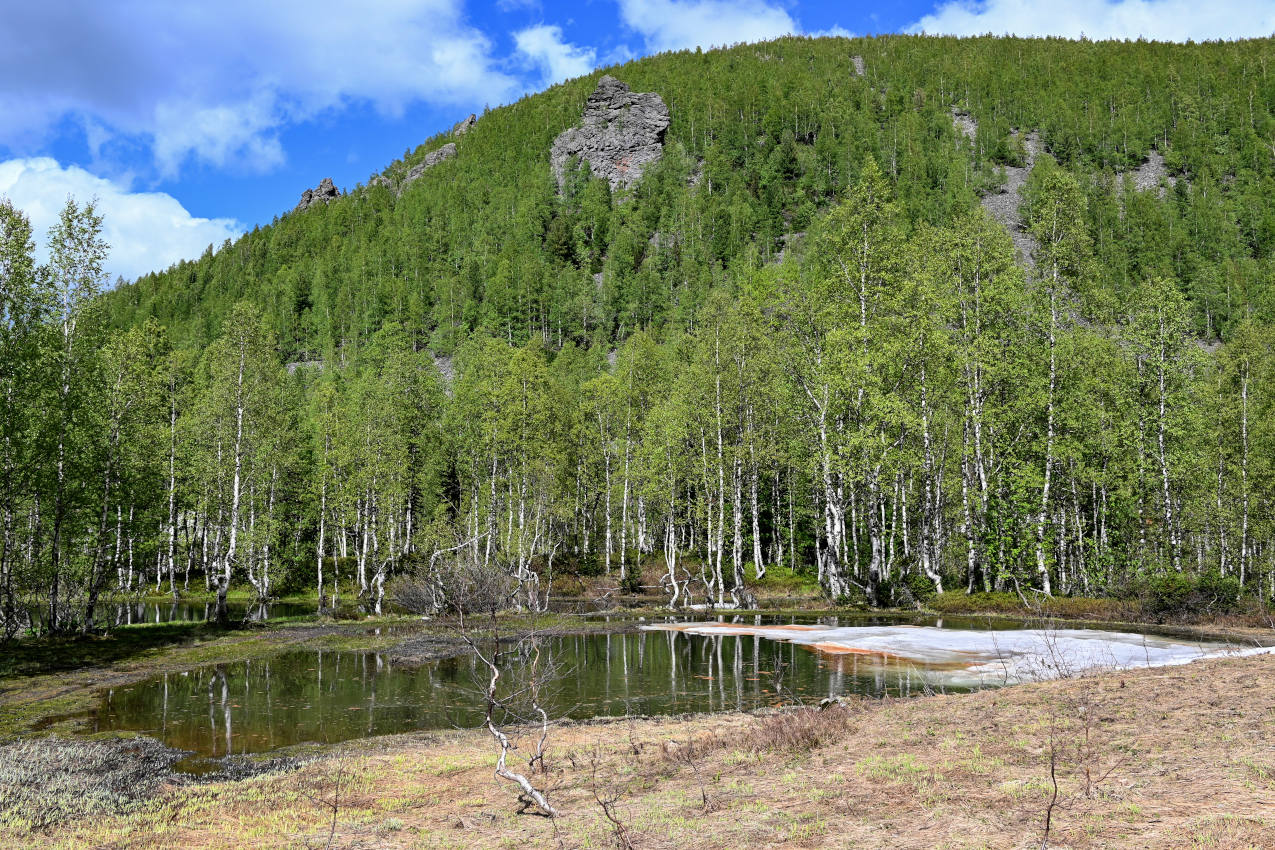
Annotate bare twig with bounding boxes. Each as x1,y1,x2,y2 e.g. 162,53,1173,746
589,745,636,850
297,755,346,849
1041,725,1059,849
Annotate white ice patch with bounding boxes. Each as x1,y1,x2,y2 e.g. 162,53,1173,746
643,623,1275,688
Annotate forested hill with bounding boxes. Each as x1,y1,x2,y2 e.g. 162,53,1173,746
6,34,1275,633
105,35,1275,354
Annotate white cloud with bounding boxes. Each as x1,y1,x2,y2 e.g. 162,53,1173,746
808,25,855,39
911,0,1275,41
514,25,599,86
0,158,243,282
617,0,797,52
0,1,519,177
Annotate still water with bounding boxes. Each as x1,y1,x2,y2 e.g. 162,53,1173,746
23,600,314,630
93,619,953,760
87,615,1256,765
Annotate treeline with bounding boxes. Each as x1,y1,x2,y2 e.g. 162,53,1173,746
4,154,1274,633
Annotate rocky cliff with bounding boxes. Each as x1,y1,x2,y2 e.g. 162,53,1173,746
402,143,456,189
551,76,669,192
294,177,340,212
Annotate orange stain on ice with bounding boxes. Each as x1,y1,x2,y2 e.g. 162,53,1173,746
806,642,909,660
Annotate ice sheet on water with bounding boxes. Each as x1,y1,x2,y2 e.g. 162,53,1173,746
643,623,1274,687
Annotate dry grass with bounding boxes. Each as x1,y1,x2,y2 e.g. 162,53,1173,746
4,650,1273,849
740,703,859,753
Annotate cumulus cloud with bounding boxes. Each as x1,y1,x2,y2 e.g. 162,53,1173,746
0,1,518,177
617,0,796,52
911,0,1275,41
0,158,243,282
514,24,599,86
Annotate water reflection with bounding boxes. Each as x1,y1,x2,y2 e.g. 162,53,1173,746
92,627,986,762
23,600,313,630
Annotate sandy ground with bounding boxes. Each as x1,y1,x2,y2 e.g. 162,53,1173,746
6,649,1273,850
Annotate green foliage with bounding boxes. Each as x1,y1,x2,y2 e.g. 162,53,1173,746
7,35,1275,625
102,35,1275,355
1141,571,1243,619
619,569,643,595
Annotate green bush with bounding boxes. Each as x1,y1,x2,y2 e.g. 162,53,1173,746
834,584,871,609
750,564,821,593
901,573,939,604
570,553,606,578
1142,570,1242,619
1195,570,1243,607
929,591,1023,614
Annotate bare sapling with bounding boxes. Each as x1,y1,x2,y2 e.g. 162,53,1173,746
442,548,559,818
673,734,718,813
1070,682,1123,799
589,744,637,849
1040,723,1059,850
297,754,347,850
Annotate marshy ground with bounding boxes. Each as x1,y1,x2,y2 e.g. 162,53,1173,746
1,606,1272,848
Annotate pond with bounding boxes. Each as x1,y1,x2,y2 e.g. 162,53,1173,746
85,614,1266,769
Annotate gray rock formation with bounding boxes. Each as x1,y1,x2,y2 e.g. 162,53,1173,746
400,143,457,191
452,114,476,136
295,177,340,212
851,55,865,76
432,354,455,395
285,359,324,375
551,75,670,191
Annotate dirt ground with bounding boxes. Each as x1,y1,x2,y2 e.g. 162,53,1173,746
5,649,1273,850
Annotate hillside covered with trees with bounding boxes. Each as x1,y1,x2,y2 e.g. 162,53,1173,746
5,34,1275,632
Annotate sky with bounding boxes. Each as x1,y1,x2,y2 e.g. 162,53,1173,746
2,0,1274,282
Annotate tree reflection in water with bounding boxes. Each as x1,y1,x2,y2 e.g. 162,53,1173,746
94,624,997,762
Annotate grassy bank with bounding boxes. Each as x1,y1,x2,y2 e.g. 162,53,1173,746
3,649,1271,848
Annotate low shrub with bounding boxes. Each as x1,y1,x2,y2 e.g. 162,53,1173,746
619,569,643,595
744,704,857,753
929,591,1023,615
749,564,821,594
928,591,1127,621
878,572,940,607
570,553,606,578
1140,570,1242,620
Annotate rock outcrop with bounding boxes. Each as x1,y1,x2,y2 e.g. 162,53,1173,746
295,177,340,212
400,143,457,192
551,75,670,191
452,114,476,136
851,55,865,76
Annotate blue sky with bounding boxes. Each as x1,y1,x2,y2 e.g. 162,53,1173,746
2,0,1273,281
